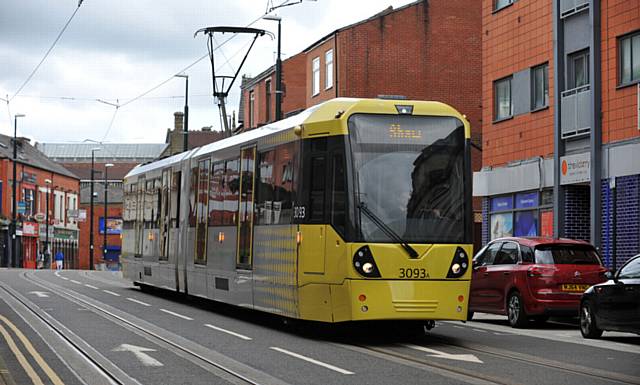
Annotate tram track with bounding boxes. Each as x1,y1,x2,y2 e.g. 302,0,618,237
10,271,290,385
341,334,640,385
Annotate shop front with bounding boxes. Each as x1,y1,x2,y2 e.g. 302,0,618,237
21,221,39,269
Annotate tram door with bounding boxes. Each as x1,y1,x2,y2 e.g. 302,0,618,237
237,146,256,269
160,169,170,260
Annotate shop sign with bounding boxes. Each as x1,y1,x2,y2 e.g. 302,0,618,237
515,192,539,209
490,196,513,212
53,227,78,240
22,222,39,237
100,217,122,235
560,153,590,185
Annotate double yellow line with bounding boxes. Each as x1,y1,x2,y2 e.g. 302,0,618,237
0,315,64,385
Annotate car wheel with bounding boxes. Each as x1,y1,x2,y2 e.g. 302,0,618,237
507,292,528,328
580,302,603,339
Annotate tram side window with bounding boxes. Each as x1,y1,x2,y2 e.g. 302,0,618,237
309,156,326,222
275,142,297,224
225,159,240,226
154,178,162,228
171,171,181,228
195,158,210,265
189,166,198,227
331,154,346,235
209,162,225,226
145,180,154,228
256,150,276,225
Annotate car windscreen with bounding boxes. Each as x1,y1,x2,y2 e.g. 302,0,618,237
534,244,601,265
618,257,640,279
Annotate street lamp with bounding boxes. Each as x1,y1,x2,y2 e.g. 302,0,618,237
263,15,282,121
89,147,100,270
103,163,113,263
174,74,189,152
44,178,52,268
12,113,25,268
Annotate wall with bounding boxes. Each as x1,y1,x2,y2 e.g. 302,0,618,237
601,0,640,144
601,175,640,270
77,203,122,270
482,0,554,167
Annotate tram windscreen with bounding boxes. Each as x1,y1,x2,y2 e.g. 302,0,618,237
349,114,466,244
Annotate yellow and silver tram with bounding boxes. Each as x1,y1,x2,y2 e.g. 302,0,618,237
122,97,473,323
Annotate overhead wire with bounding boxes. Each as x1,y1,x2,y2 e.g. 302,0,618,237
10,0,85,102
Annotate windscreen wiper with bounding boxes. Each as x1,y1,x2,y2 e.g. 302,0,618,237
358,202,419,259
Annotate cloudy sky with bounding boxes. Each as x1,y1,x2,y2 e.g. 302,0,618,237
0,0,415,145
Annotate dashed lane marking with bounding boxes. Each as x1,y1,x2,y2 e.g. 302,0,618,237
103,290,121,297
70,280,81,284
84,284,98,289
160,309,193,321
126,298,151,307
270,347,354,375
204,324,252,340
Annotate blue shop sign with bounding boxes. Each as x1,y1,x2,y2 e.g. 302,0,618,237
491,196,513,212
515,192,539,209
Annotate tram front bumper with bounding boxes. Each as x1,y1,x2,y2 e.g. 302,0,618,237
338,279,470,322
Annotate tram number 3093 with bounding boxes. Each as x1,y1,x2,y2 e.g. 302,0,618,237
293,206,306,219
399,268,429,279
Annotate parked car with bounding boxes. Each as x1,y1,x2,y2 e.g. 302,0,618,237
580,254,640,338
469,237,608,328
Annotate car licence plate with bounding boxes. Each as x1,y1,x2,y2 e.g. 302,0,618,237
561,284,590,292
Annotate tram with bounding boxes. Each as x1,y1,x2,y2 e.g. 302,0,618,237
122,97,473,323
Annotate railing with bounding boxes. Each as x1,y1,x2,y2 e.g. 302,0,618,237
560,0,589,18
561,84,591,139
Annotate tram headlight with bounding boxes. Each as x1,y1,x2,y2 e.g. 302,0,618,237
353,246,381,278
446,247,469,279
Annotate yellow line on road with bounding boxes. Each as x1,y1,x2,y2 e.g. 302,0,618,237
0,323,43,385
0,315,65,385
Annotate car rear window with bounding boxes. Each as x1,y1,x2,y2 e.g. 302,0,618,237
534,245,601,265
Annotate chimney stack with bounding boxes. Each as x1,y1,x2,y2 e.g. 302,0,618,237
174,111,184,132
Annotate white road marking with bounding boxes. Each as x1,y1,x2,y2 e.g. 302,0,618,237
472,329,488,333
28,291,49,298
59,277,69,281
204,324,252,340
70,280,81,285
403,344,484,364
270,347,354,375
102,290,121,297
84,284,98,289
452,325,464,329
160,309,193,320
112,344,163,367
126,298,151,307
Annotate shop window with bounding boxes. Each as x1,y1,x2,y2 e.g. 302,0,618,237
489,190,552,240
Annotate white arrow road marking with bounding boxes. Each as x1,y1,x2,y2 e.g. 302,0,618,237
112,344,163,367
28,291,49,298
403,344,484,364
270,347,354,374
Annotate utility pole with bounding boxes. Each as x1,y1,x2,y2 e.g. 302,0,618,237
90,147,100,270
12,114,25,268
175,74,189,152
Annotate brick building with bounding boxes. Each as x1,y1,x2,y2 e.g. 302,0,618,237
474,0,640,269
0,134,80,269
241,0,483,247
37,142,165,269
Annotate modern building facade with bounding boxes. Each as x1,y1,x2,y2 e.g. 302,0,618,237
474,0,640,269
0,135,80,269
37,142,165,269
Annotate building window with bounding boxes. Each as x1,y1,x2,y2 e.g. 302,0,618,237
531,63,549,110
312,57,320,96
619,31,640,85
494,77,512,120
265,80,271,123
23,188,35,216
325,49,333,90
568,50,589,89
489,190,553,240
494,0,515,11
249,90,255,128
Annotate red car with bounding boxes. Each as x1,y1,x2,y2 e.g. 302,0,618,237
469,237,609,327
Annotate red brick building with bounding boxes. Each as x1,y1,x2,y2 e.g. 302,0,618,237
0,134,80,269
474,0,640,269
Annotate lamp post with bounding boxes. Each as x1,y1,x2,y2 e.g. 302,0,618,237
44,178,51,268
102,163,113,263
174,74,189,152
11,114,25,268
263,15,282,121
89,147,100,270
